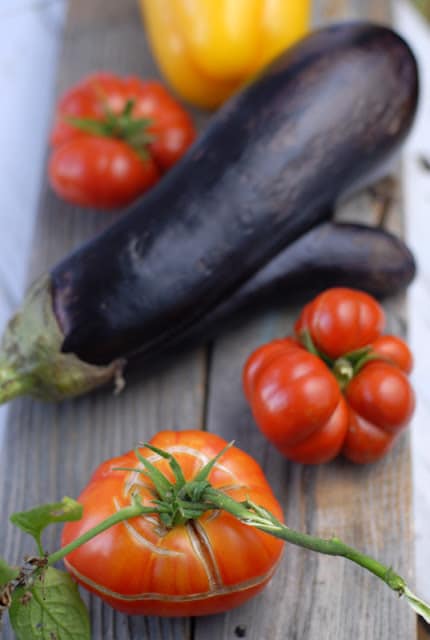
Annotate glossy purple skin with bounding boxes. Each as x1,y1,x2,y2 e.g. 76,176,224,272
51,22,419,366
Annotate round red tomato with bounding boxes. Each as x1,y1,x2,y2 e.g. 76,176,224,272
295,287,385,359
61,430,284,616
49,138,159,209
243,288,415,465
243,339,349,464
370,335,413,373
49,73,196,209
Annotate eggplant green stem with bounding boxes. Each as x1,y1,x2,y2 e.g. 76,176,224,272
0,364,32,403
0,274,124,403
411,0,430,21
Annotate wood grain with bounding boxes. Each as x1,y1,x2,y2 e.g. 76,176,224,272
195,0,415,636
0,2,203,639
0,0,417,638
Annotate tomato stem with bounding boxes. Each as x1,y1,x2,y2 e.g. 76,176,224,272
204,487,394,580
35,442,430,625
332,357,354,388
201,487,430,622
46,496,155,566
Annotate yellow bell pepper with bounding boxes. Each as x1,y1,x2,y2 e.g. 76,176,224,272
139,0,311,109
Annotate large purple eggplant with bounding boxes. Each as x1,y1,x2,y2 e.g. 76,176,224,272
0,22,418,402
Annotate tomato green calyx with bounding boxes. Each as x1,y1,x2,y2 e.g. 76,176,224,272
114,441,234,528
298,331,388,388
299,328,356,387
332,357,354,388
65,99,155,161
298,329,332,366
102,443,430,623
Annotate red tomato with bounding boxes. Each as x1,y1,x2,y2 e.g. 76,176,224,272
346,361,414,435
295,288,385,359
124,79,197,170
243,337,300,400
243,289,415,465
371,335,413,373
243,339,348,464
61,430,284,616
49,73,196,209
244,339,341,450
280,398,349,465
341,412,397,465
49,138,159,209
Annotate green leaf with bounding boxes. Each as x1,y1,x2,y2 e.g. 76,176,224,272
9,567,90,640
10,497,83,551
0,556,18,587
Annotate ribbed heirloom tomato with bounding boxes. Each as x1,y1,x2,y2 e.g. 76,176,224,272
49,72,196,209
61,430,284,616
243,288,415,464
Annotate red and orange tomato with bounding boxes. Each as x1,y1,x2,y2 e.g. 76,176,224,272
61,430,284,616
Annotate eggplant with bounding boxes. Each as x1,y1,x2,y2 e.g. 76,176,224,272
0,219,416,402
151,222,416,356
0,22,418,403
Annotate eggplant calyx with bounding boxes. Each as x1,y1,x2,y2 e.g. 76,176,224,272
0,274,124,403
0,364,33,403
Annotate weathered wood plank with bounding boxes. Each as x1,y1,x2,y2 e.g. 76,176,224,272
194,0,416,637
194,191,415,640
0,1,205,638
0,0,416,639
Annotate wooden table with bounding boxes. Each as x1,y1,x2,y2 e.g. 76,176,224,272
0,0,418,638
